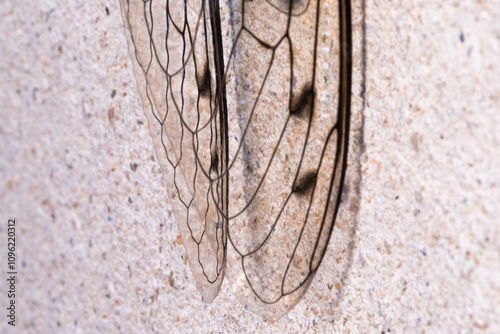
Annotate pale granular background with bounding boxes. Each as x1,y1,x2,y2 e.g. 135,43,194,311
0,0,499,333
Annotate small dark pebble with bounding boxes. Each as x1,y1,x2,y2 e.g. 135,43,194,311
111,89,116,98
130,162,138,171
105,7,110,16
459,32,465,42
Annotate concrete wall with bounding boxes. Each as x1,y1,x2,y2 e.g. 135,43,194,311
0,0,498,332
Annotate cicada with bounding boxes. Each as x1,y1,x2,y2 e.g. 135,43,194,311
120,0,351,320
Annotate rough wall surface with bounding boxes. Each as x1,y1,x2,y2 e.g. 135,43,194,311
0,0,499,333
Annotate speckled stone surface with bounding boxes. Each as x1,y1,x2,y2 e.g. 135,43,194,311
0,0,499,333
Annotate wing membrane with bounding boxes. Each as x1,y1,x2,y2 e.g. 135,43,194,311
120,0,351,320
120,0,227,302
223,0,351,320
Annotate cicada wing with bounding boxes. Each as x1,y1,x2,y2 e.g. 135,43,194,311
223,0,351,320
119,0,227,302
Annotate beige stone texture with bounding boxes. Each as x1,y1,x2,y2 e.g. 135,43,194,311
0,0,499,333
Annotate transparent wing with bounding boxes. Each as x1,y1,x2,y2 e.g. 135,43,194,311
222,0,351,320
120,0,351,320
119,0,228,302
